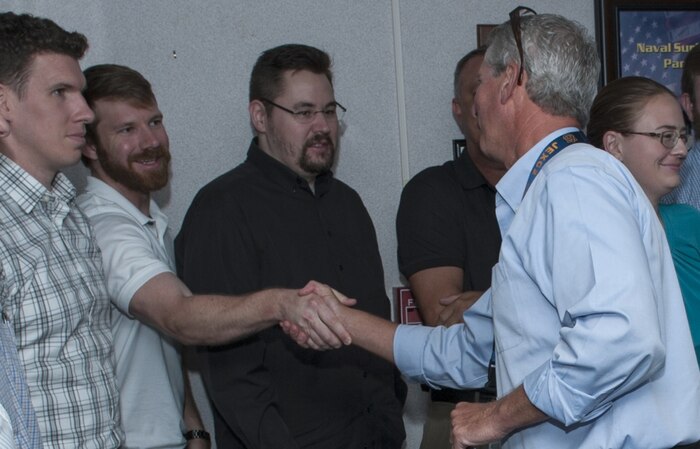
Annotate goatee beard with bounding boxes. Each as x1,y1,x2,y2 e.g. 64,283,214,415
299,133,335,175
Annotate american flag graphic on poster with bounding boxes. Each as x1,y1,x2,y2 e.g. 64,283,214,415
618,10,700,97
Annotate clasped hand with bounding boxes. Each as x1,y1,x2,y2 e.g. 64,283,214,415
280,280,355,350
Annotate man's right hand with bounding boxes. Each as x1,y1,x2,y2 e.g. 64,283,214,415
451,385,547,448
438,291,483,326
280,280,356,350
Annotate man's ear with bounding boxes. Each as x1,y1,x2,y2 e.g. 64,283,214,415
82,138,99,162
249,100,268,134
603,130,624,162
500,63,520,104
0,84,13,138
451,97,462,121
680,92,694,123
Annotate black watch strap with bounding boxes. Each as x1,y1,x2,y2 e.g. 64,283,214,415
184,429,211,441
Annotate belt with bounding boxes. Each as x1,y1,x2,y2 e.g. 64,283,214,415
429,387,496,404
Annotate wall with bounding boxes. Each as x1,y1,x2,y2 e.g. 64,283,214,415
0,1,596,447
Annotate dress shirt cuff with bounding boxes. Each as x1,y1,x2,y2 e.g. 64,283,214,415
523,360,609,426
394,323,489,390
394,324,437,384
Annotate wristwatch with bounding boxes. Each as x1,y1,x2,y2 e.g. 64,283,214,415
183,429,211,441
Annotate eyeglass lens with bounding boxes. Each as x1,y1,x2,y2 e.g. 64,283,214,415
661,131,687,149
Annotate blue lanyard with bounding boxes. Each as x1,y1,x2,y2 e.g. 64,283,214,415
523,131,587,196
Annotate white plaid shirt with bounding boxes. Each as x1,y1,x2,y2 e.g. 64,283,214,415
0,154,122,449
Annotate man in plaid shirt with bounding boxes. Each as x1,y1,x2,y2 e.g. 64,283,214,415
0,12,122,449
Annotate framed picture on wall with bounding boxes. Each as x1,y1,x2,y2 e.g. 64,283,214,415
477,24,497,47
595,0,700,96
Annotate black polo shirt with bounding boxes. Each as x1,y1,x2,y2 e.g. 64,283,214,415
396,150,501,402
397,150,500,294
175,139,405,449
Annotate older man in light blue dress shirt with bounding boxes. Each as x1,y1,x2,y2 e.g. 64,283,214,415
394,131,700,447
394,13,700,449
297,11,700,449
396,12,700,448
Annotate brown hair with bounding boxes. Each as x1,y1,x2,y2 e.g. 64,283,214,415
83,64,156,109
249,44,332,113
0,12,88,97
82,64,157,165
82,64,156,144
587,76,674,149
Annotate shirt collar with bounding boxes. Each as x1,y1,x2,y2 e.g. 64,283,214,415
84,175,169,232
455,150,492,191
246,138,333,196
0,152,76,216
495,127,579,231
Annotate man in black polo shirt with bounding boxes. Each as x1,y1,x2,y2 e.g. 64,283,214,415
175,44,405,449
396,47,505,449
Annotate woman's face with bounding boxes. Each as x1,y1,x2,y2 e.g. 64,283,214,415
614,93,688,204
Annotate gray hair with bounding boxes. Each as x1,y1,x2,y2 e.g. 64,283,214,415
485,14,600,127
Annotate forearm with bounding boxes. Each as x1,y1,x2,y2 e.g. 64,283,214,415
130,273,291,346
182,357,210,448
408,267,464,325
492,385,547,434
164,289,288,346
182,363,206,431
134,274,353,348
414,287,462,326
341,306,398,363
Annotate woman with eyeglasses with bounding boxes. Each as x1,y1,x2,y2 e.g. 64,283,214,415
587,76,700,368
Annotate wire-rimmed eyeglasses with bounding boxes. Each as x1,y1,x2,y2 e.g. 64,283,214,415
622,130,689,150
261,98,346,124
509,6,537,86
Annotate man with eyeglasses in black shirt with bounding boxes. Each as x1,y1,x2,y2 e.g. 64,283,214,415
175,44,406,449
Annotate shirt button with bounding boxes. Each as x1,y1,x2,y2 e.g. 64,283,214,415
338,264,344,271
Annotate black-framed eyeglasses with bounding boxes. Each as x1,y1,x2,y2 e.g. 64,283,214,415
622,130,688,150
509,6,537,86
261,98,346,124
